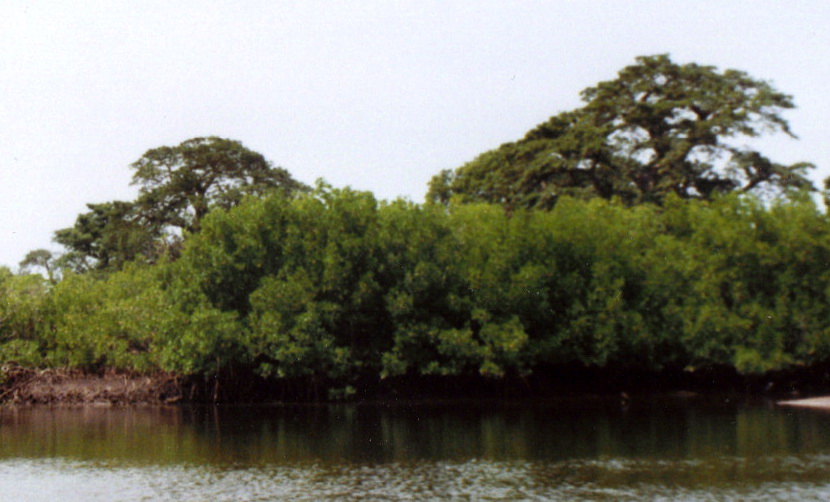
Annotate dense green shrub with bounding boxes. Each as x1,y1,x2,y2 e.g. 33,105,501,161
0,268,49,367
4,188,830,392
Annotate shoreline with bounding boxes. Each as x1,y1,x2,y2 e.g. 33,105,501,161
5,364,830,405
0,366,830,411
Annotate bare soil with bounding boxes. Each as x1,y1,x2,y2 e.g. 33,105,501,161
0,365,182,405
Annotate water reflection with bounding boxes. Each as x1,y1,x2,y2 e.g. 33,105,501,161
2,396,830,466
3,396,830,499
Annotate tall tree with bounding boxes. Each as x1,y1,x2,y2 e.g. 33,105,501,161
428,55,814,209
130,136,309,233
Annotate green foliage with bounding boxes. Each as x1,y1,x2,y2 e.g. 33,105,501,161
44,265,177,372
44,137,308,277
665,195,830,373
19,249,58,284
172,183,387,381
9,181,830,388
53,201,164,273
0,268,49,366
131,136,309,234
7,66,830,395
159,304,247,376
128,189,830,382
429,55,814,210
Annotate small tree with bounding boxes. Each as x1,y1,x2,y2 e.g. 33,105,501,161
19,249,57,284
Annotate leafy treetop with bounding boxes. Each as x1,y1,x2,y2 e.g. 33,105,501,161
19,249,57,284
428,55,814,210
131,136,309,233
50,137,308,274
53,201,160,274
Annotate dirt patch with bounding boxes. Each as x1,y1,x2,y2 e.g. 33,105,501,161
0,366,182,405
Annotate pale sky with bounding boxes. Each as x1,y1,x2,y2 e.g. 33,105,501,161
2,1,829,269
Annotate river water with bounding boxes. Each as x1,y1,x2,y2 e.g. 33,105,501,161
2,395,830,500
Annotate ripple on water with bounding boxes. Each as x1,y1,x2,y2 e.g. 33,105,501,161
4,457,830,501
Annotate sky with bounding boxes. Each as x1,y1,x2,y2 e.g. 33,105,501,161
2,1,829,269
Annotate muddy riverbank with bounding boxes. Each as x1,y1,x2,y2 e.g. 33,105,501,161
0,366,181,405
3,362,830,405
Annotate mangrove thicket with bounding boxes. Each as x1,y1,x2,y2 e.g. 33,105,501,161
3,55,829,400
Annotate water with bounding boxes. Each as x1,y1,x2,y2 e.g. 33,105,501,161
2,396,830,500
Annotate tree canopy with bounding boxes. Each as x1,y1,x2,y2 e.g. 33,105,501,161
53,201,160,273
19,249,57,284
130,136,309,233
50,137,309,273
428,55,814,209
